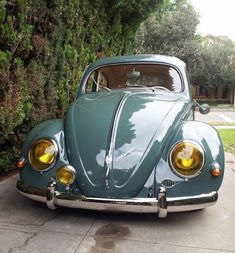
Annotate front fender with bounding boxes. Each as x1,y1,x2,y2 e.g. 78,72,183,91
20,119,69,189
172,121,224,168
155,121,224,198
22,119,64,153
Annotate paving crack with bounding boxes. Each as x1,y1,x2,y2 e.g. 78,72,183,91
71,219,98,253
8,212,61,227
7,231,37,253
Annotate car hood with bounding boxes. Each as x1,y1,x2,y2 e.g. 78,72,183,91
65,91,190,198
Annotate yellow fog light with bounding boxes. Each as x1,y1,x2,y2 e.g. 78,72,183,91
29,139,58,171
56,165,76,185
170,141,204,178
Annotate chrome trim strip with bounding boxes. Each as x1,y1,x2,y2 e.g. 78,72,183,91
105,166,110,189
105,92,129,163
17,180,218,217
103,92,129,187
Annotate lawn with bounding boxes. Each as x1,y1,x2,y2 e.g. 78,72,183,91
217,129,235,155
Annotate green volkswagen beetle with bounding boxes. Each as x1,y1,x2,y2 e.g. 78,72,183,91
16,55,224,218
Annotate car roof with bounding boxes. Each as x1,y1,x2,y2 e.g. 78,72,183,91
88,54,186,70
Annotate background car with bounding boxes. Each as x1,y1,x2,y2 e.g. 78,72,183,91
16,55,224,218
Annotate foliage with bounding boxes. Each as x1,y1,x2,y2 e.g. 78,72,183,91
135,0,200,65
218,129,235,155
134,0,235,90
193,37,235,88
0,0,165,174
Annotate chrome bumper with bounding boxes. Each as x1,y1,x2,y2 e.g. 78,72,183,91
17,180,218,218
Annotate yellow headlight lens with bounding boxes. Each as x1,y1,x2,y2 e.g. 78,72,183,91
170,141,204,177
56,166,76,185
29,139,57,171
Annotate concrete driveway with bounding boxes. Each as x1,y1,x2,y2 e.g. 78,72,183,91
0,153,234,253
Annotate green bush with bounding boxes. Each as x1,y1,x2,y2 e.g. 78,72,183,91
0,0,163,174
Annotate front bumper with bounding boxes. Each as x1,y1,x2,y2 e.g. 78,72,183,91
17,180,218,218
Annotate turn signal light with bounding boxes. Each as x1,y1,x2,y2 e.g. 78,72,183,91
210,163,221,177
210,162,221,177
211,168,221,177
16,157,26,169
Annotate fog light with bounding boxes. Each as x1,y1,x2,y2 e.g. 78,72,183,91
211,163,221,177
56,165,76,185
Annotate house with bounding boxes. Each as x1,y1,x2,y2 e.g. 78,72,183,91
192,85,235,107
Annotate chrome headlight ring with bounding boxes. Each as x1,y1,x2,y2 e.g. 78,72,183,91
28,138,58,172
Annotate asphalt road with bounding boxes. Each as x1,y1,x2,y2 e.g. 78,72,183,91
0,152,234,253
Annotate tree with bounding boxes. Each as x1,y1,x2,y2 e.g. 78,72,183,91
135,0,200,66
194,37,235,88
134,0,235,93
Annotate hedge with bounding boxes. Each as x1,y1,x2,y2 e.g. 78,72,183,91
0,0,163,175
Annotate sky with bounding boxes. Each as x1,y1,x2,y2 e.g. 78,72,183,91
189,0,235,41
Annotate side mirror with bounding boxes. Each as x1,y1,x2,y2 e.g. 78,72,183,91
194,101,210,115
199,104,210,114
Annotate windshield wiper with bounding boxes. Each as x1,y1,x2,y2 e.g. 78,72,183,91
151,86,170,92
125,84,156,92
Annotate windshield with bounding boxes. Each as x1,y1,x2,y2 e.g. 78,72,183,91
85,64,182,93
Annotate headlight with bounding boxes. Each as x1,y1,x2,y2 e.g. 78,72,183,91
56,165,76,185
29,139,58,171
170,141,204,178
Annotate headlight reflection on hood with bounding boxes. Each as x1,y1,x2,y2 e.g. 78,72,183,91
29,139,58,171
170,141,204,178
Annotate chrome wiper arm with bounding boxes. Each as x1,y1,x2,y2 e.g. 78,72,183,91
151,86,170,92
126,84,155,92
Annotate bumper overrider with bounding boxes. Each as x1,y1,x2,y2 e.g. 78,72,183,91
17,180,218,218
